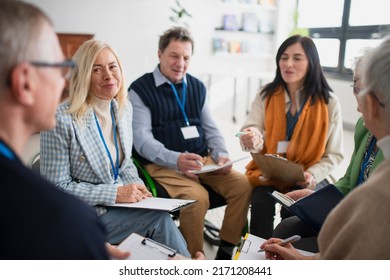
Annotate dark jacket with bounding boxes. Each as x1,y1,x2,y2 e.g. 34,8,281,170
0,141,109,259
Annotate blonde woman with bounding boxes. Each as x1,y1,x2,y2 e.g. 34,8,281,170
40,39,190,257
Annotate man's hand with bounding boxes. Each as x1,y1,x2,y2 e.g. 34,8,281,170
116,184,152,203
177,152,203,179
106,243,131,259
213,156,231,175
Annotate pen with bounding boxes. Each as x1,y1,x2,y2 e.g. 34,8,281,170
258,235,301,252
235,131,252,137
185,151,203,167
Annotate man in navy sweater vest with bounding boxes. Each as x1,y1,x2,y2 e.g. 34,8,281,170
129,27,252,259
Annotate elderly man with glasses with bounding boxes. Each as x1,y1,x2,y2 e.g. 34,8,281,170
0,0,110,259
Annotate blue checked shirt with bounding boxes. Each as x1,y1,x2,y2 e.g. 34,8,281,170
40,99,143,216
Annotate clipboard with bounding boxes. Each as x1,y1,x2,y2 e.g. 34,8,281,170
234,233,315,260
251,153,305,184
114,233,177,260
112,197,196,213
234,233,267,260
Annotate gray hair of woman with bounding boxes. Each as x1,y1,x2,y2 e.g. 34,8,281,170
360,37,390,121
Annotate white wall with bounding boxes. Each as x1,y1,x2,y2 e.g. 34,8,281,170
26,0,358,128
25,0,295,77
25,0,211,81
328,78,360,129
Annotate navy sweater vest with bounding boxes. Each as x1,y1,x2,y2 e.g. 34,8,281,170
130,72,208,165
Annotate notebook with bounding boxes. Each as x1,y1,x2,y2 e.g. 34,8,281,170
269,184,345,232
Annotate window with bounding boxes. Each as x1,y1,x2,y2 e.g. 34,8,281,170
297,0,390,79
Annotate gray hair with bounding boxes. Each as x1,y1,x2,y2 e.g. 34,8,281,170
351,47,371,74
361,37,390,121
0,1,52,91
158,26,194,54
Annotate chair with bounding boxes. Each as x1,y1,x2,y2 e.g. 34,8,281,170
132,157,226,246
28,152,40,173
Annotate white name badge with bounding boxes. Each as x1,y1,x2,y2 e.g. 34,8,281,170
277,141,290,154
181,126,200,139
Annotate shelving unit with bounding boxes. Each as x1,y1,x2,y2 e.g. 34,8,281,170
212,0,277,58
207,0,284,124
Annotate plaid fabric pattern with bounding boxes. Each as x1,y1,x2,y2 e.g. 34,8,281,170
40,100,143,216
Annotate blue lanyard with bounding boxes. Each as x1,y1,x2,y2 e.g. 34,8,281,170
94,102,119,181
171,82,190,126
286,98,307,140
357,136,378,185
0,140,15,160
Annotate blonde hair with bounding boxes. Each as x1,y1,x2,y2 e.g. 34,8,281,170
67,39,127,121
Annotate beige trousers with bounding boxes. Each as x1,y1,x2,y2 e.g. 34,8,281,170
145,155,252,257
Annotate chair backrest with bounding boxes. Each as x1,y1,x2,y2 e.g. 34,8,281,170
28,152,40,174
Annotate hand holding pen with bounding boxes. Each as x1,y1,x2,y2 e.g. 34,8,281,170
259,235,301,252
237,127,263,151
184,151,203,167
259,235,312,260
177,151,203,179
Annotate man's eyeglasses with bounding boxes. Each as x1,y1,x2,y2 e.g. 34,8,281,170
30,59,76,80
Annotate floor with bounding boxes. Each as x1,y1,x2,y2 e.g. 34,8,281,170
21,98,354,260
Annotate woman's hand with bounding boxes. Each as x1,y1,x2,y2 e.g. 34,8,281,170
286,188,314,201
297,171,317,189
116,184,152,203
260,238,312,260
240,127,263,151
